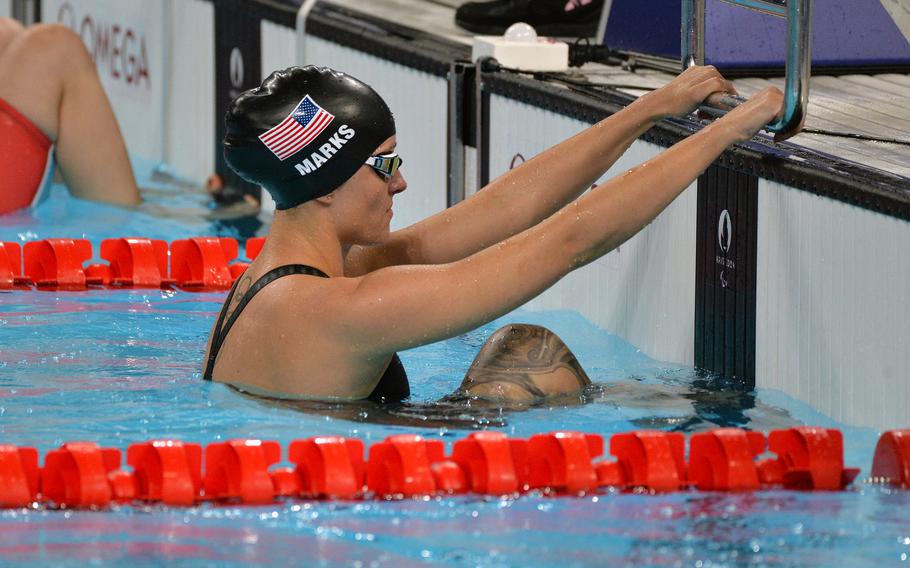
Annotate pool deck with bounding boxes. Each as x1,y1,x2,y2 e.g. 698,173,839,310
322,0,910,183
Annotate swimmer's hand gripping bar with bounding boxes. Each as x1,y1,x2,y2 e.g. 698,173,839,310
682,0,811,142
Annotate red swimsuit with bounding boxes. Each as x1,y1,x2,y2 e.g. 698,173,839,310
0,98,54,214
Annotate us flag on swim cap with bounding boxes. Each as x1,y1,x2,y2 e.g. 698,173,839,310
258,95,335,161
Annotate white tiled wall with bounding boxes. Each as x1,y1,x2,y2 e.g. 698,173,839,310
756,179,910,430
488,95,698,366
261,19,296,80
165,0,215,182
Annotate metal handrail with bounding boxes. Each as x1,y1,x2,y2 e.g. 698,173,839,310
681,0,812,141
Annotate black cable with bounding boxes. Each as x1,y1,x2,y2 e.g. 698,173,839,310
568,37,625,68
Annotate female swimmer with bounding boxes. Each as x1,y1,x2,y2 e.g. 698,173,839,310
203,65,783,404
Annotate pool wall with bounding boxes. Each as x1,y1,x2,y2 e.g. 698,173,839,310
168,0,216,183
17,0,910,431
756,180,910,430
486,97,698,366
478,70,910,431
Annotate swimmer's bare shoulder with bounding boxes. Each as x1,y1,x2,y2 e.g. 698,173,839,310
207,270,390,400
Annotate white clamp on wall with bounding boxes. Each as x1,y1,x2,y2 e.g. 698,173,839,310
471,22,569,72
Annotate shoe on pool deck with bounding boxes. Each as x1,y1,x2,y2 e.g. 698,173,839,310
455,0,605,37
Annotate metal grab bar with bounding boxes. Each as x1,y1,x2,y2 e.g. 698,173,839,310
681,0,812,141
721,0,787,18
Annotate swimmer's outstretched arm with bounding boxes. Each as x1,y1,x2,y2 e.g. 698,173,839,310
386,66,734,266
325,88,782,360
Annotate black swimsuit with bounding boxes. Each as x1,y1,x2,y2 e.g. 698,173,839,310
203,264,410,404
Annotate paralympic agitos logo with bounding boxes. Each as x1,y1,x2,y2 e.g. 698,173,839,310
56,2,151,88
715,209,735,288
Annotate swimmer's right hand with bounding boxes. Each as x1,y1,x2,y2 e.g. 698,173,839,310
715,87,786,142
643,65,737,119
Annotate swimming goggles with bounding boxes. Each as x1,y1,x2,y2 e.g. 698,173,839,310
365,152,403,180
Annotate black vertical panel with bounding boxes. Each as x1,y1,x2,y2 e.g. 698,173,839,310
703,166,718,371
707,166,719,371
215,0,262,202
478,87,491,189
448,62,475,206
733,169,747,379
734,171,757,379
461,63,477,148
476,62,495,190
695,164,758,388
717,164,731,377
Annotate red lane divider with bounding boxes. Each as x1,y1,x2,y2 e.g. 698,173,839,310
528,432,603,494
689,428,765,491
171,237,240,291
126,440,203,505
367,435,446,497
24,239,94,290
0,445,39,507
246,237,265,260
0,427,889,509
430,460,468,494
757,427,860,490
451,431,529,495
41,442,122,507
269,466,302,497
108,468,139,503
0,242,25,290
203,439,282,504
4,236,272,292
288,436,365,499
872,429,910,487
601,431,688,492
86,238,174,288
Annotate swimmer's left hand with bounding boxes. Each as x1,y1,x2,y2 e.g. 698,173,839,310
642,65,737,119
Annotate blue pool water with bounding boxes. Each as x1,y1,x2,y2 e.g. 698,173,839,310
0,165,908,567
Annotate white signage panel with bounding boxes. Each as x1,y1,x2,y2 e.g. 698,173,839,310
42,0,168,161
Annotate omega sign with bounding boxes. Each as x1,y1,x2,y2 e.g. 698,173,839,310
56,1,151,88
715,208,735,288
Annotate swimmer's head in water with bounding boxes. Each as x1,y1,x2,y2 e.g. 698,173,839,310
223,66,396,210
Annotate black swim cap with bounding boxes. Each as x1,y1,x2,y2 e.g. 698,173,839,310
223,66,395,210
